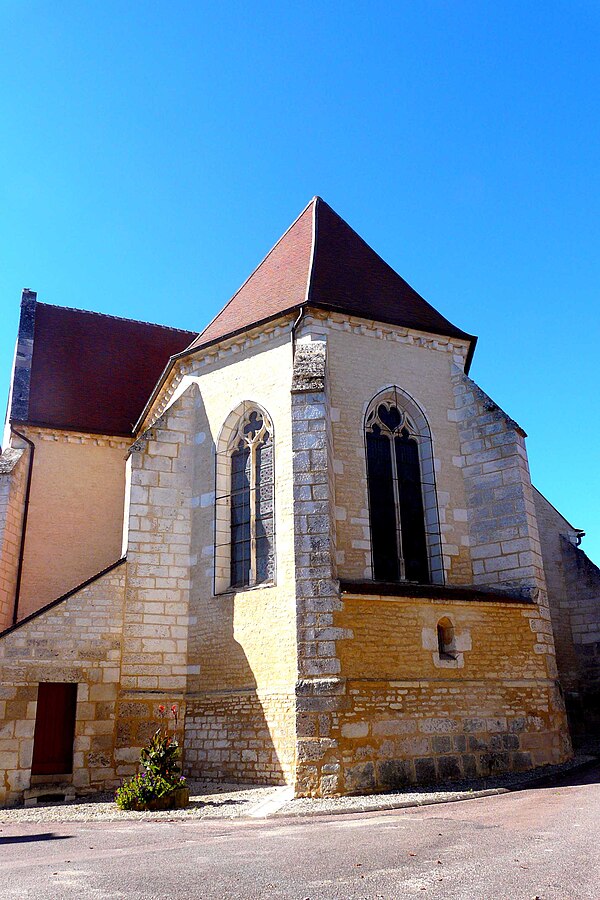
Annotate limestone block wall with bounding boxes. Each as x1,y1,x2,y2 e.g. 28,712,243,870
123,398,195,696
562,539,600,725
328,593,570,794
533,489,583,692
139,329,299,786
321,314,473,586
534,488,600,731
0,448,26,631
290,338,349,797
113,388,198,775
184,691,296,784
451,373,545,592
0,560,126,806
449,373,570,708
14,428,129,620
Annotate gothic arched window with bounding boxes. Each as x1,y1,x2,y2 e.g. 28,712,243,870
365,388,442,585
215,403,275,593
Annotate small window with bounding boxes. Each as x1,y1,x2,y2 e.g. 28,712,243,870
437,618,456,660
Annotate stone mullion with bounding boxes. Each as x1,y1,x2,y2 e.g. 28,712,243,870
249,441,257,586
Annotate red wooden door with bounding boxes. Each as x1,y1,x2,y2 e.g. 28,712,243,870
31,682,78,776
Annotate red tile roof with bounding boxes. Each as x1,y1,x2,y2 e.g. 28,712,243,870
190,197,475,350
14,199,475,439
22,302,196,436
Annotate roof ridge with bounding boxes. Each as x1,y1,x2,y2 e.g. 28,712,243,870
304,196,320,304
192,197,317,346
36,301,197,335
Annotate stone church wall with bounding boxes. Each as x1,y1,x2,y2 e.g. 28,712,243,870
322,314,472,585
534,488,600,735
451,374,545,593
0,561,126,806
332,593,569,793
561,539,600,730
143,330,299,786
289,317,570,796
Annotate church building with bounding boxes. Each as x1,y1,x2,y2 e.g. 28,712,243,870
0,197,598,806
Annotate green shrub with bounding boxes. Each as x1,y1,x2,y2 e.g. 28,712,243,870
140,728,182,783
115,722,187,811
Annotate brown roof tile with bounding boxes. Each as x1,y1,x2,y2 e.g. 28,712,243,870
190,197,475,350
22,302,196,436
191,200,314,348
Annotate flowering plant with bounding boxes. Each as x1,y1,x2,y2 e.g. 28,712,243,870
115,703,187,811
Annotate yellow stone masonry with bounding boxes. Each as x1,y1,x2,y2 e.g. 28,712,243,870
0,309,577,804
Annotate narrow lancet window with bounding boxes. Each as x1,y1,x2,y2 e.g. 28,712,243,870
437,618,456,659
216,404,275,592
365,390,436,584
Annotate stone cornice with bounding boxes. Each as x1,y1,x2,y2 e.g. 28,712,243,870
302,309,470,365
139,308,471,434
140,319,294,432
15,425,131,450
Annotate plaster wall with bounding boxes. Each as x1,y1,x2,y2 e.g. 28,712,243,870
0,449,26,630
15,428,128,620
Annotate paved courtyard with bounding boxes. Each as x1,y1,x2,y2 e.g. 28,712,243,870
1,761,599,899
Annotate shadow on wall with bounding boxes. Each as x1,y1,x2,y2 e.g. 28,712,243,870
561,536,600,742
181,383,292,786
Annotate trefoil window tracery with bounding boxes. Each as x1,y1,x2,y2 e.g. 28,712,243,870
365,388,442,585
215,403,275,593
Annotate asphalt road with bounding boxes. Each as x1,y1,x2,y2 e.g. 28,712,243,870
1,763,599,900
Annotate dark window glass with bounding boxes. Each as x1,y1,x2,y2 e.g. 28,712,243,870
395,432,429,584
437,619,455,658
366,400,430,585
366,426,400,581
229,420,275,589
230,442,251,587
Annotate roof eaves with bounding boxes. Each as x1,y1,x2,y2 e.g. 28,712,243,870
134,302,476,436
133,306,301,435
464,336,477,375
306,299,476,354
10,418,135,440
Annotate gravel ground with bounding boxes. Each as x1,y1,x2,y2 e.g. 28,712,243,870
0,780,278,823
1,753,595,824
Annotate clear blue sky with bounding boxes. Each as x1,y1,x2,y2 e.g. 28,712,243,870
1,2,598,562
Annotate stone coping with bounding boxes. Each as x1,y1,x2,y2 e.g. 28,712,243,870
339,580,534,605
0,556,127,639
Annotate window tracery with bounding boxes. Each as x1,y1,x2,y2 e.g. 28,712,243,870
215,403,275,593
364,388,442,584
